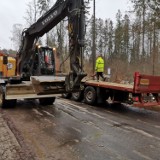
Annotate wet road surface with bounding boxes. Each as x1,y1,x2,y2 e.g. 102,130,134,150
3,98,160,160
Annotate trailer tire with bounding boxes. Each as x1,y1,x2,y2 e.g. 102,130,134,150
62,93,72,99
84,86,96,105
72,91,83,101
39,97,55,106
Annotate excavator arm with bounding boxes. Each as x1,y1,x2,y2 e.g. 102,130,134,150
17,0,87,91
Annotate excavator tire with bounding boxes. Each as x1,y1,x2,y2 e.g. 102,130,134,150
39,97,55,106
0,85,17,108
72,91,83,101
62,93,72,99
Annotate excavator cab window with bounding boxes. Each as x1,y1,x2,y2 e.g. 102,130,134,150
38,47,55,75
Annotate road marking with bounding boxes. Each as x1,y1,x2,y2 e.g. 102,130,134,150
133,150,152,160
58,99,160,141
137,119,160,129
124,125,160,141
42,111,55,118
57,99,88,113
32,109,43,116
71,127,82,133
57,100,106,119
154,125,160,128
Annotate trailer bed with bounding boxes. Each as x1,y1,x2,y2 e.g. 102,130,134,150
84,80,133,92
84,72,160,94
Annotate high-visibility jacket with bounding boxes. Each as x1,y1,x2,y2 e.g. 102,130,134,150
95,57,104,72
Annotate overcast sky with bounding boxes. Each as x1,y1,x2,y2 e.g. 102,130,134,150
0,0,131,50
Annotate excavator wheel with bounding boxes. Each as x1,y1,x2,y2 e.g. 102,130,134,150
72,91,83,102
39,97,55,106
62,93,72,99
0,85,17,108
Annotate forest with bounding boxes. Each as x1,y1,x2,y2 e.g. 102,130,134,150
4,0,160,82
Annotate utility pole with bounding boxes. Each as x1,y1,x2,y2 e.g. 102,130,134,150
152,21,156,75
92,0,96,74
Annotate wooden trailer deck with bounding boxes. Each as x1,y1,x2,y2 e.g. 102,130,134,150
83,72,160,94
84,80,133,92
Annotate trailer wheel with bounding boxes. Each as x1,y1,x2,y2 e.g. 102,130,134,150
84,86,96,105
62,93,72,99
72,91,83,101
39,97,55,106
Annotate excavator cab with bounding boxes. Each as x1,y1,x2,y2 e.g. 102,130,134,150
32,46,55,76
21,45,56,79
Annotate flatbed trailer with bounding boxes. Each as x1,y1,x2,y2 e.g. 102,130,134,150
0,76,67,107
68,72,160,108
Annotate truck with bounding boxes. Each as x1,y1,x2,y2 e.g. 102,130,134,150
63,72,160,109
0,0,87,108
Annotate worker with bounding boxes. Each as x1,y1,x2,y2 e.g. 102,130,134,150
95,54,105,81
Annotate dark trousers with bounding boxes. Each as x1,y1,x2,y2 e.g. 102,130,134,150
96,72,105,81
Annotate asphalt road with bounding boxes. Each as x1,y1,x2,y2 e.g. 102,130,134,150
3,98,160,160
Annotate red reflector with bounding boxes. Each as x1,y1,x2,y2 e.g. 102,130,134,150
133,97,139,102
